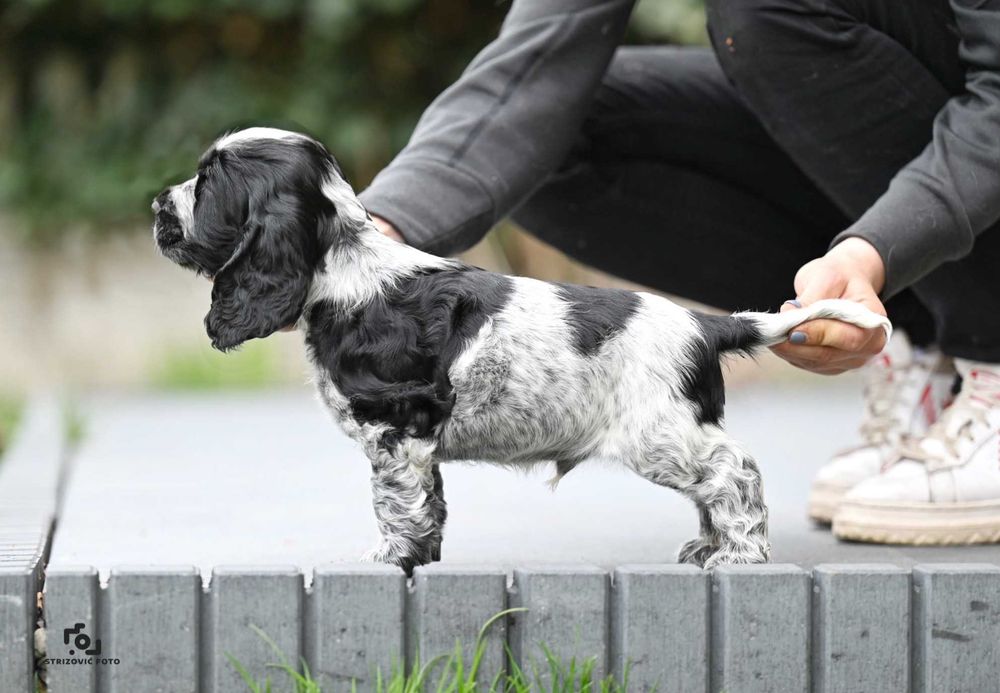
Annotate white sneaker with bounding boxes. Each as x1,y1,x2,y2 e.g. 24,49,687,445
834,359,1000,545
807,332,955,523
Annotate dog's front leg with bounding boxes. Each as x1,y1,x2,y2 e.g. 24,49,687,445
426,463,447,561
362,445,444,575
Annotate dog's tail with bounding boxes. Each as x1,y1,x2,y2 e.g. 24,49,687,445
698,298,893,354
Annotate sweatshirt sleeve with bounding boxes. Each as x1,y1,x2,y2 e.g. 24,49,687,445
831,0,1000,298
358,0,636,255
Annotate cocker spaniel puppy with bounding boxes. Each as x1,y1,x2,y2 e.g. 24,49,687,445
153,127,891,573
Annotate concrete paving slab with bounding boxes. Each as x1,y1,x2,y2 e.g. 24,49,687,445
47,379,1000,583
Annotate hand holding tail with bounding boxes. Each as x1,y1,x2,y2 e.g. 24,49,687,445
733,299,890,375
770,238,889,375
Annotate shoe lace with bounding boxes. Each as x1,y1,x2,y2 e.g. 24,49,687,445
858,355,910,446
899,368,1000,466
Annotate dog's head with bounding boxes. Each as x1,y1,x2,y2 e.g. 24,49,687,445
153,127,357,351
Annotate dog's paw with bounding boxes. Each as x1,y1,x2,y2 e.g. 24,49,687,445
701,543,771,570
361,544,392,565
677,537,718,567
361,545,423,576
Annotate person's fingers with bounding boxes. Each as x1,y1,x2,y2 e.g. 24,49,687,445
772,342,845,366
780,299,801,313
775,344,875,369
849,292,888,317
813,367,851,376
784,361,852,376
840,282,889,352
793,261,847,306
863,326,888,354
816,358,869,373
783,319,885,355
772,349,869,375
371,214,405,243
772,351,850,375
771,342,874,370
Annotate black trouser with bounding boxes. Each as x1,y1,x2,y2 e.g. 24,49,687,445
510,0,1000,362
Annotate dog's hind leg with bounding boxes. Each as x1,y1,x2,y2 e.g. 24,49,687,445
677,507,720,566
688,434,770,569
626,447,719,565
362,442,444,575
629,428,769,568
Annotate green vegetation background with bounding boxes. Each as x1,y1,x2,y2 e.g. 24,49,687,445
0,0,707,435
0,0,706,244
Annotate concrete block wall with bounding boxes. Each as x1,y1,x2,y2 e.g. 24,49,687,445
30,562,1000,693
0,398,64,693
4,400,1000,691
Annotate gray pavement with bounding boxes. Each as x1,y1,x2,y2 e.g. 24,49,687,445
47,379,1000,584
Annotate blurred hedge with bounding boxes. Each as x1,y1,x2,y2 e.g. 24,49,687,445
0,0,705,244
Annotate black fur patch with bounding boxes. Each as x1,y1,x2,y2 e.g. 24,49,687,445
683,313,764,425
159,138,342,280
305,265,513,438
556,284,640,356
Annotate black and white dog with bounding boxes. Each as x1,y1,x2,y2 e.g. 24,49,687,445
153,127,891,572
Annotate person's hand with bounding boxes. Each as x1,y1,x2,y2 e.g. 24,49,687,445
771,237,888,375
372,214,405,243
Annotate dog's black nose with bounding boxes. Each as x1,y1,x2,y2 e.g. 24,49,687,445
152,191,172,215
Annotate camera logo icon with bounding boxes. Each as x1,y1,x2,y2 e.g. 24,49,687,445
64,622,102,656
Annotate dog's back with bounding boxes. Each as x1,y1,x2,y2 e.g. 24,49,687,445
436,276,705,463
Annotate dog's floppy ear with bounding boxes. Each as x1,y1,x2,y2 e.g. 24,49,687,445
204,189,317,351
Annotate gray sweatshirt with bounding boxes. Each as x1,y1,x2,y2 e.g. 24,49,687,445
358,0,1000,298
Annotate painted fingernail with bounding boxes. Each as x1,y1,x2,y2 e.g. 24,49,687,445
789,331,807,344
784,299,802,308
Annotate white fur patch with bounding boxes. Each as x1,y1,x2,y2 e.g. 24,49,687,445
307,220,456,310
216,127,305,149
170,176,197,238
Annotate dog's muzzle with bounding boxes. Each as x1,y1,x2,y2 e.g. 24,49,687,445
152,191,183,249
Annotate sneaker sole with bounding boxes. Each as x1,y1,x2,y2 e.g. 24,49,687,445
834,499,1000,545
807,483,849,525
